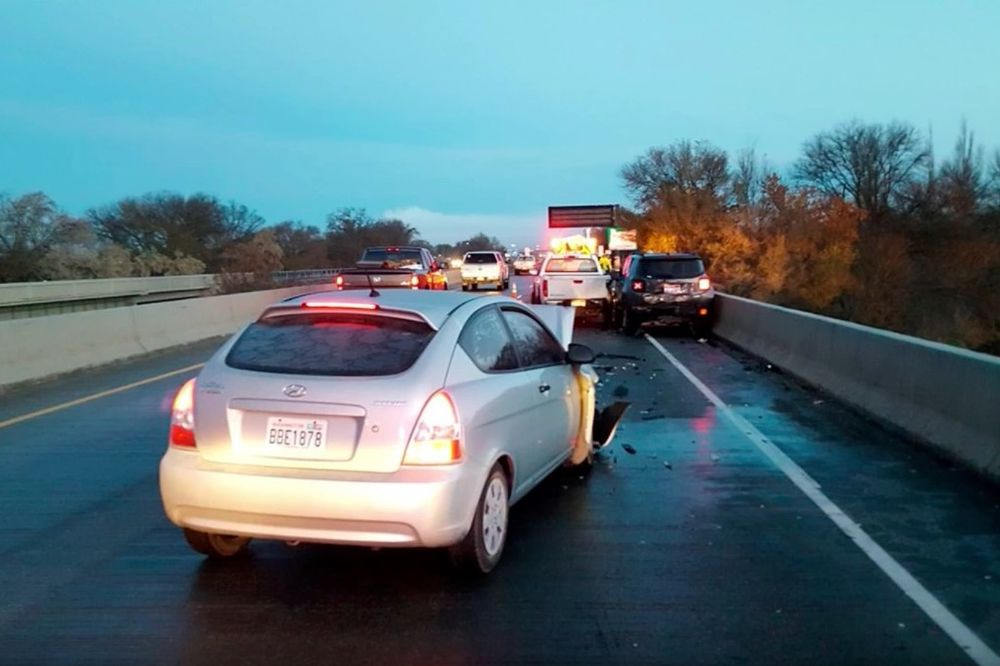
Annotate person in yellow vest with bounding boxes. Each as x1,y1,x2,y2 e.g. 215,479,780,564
598,253,611,272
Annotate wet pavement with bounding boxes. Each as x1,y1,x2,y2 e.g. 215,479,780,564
0,276,998,665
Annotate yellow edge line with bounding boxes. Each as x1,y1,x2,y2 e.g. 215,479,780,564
0,363,205,430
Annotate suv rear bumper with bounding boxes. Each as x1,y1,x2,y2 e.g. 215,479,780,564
626,295,714,320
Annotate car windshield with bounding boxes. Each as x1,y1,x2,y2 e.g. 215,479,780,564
545,257,599,273
464,253,497,264
361,249,423,267
226,313,435,376
639,258,704,279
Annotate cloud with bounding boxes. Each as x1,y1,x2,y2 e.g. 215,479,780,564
381,206,546,248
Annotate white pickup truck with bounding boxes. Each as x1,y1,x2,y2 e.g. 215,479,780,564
461,251,509,291
531,255,612,327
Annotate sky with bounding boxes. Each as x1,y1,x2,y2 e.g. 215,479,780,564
1,0,998,247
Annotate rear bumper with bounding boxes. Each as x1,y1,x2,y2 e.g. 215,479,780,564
627,295,714,320
159,448,478,548
462,275,502,284
543,297,608,311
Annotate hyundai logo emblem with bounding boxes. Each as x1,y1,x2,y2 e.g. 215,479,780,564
283,384,307,398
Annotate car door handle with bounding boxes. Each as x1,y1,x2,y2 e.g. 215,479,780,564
538,384,551,394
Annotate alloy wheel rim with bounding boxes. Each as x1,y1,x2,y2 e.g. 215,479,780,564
482,478,508,557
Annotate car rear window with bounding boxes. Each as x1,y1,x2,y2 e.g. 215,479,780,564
226,313,435,376
545,257,599,273
464,252,497,264
638,258,705,279
361,249,423,267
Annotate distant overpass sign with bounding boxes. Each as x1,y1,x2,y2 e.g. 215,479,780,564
548,204,618,229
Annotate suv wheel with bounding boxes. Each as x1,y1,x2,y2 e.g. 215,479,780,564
622,308,641,336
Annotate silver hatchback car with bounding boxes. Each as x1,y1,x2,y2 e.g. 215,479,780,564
159,289,622,574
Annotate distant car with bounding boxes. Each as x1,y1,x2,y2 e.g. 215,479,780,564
159,290,622,574
460,251,509,291
610,252,715,336
512,254,536,275
337,246,448,291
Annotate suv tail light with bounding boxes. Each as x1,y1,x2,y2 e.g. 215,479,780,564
403,391,462,465
631,279,646,293
697,277,711,291
169,379,197,448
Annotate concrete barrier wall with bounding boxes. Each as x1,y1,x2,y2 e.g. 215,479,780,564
714,294,1000,482
0,275,218,306
0,285,323,389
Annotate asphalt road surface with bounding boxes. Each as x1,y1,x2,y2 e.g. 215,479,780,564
1,275,998,665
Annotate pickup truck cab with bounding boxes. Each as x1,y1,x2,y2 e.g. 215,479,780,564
461,251,509,291
531,255,611,327
336,246,448,291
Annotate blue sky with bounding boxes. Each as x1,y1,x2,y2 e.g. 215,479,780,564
1,0,998,246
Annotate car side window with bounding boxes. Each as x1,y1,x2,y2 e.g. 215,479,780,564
459,307,519,372
501,309,566,368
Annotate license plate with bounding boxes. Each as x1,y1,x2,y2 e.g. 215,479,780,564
570,299,587,307
265,416,327,452
664,284,683,294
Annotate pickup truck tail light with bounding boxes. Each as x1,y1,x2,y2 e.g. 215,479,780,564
169,379,197,448
541,279,548,298
697,277,711,291
631,279,646,293
403,391,462,465
410,274,420,290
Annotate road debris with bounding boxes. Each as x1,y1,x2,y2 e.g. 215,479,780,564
622,444,637,455
663,461,672,470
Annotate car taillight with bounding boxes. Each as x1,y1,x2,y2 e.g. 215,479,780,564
410,274,420,289
542,279,548,298
697,277,711,291
335,275,344,290
403,391,462,465
631,279,646,293
169,378,197,448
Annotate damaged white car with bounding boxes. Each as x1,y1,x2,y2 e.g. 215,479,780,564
159,289,625,574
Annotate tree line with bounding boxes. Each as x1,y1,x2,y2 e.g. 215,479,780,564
0,193,503,287
620,120,1000,354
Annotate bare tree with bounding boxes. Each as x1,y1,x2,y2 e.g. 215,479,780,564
732,147,771,226
0,192,78,282
794,120,929,221
939,121,987,218
88,192,263,271
621,140,730,209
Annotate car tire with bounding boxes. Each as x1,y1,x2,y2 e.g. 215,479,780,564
622,308,641,336
503,280,510,290
692,319,712,338
183,528,251,559
530,289,540,305
471,284,478,291
462,284,469,292
449,464,509,575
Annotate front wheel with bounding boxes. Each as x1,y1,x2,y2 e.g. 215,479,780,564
449,464,509,575
183,528,251,559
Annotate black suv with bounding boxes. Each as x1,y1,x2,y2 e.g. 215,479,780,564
610,253,715,336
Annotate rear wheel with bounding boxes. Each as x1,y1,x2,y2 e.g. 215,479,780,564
471,283,478,291
183,528,251,559
449,464,509,575
462,284,469,292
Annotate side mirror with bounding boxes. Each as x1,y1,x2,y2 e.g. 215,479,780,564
566,343,596,365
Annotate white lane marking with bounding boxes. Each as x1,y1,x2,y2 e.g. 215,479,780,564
645,334,1000,666
0,363,205,430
